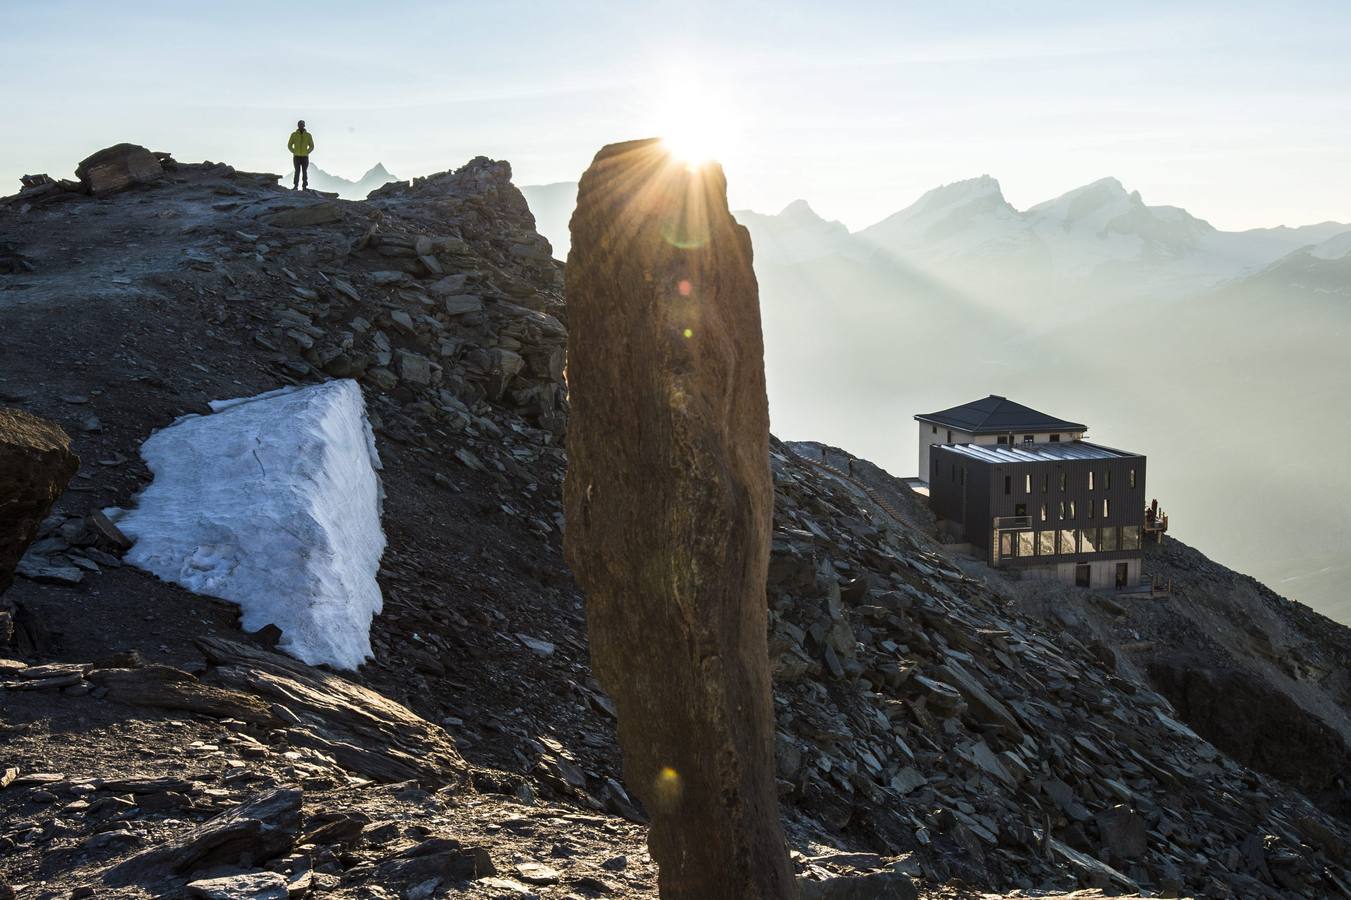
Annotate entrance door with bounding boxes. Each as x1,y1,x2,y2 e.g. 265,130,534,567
1115,562,1129,589
1074,564,1091,587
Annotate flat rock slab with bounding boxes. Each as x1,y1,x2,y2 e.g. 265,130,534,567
265,202,343,228
187,872,288,899
798,872,917,900
104,786,302,884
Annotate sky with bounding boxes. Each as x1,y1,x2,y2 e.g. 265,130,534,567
3,0,1349,231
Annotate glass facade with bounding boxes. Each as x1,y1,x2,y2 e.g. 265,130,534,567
1099,526,1119,552
1038,531,1055,556
1018,531,1035,557
1121,525,1141,550
1058,529,1076,554
1079,528,1098,553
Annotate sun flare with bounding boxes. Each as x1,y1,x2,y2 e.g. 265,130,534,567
652,79,740,167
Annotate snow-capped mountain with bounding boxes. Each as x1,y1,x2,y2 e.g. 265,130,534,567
732,200,854,265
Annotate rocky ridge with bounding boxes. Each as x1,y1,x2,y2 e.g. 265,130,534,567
1,145,1349,898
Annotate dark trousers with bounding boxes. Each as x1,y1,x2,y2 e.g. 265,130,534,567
293,155,309,188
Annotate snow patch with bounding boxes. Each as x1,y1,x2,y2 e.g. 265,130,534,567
109,380,386,670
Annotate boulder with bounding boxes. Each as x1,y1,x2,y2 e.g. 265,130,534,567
0,409,79,595
564,139,795,899
75,143,164,195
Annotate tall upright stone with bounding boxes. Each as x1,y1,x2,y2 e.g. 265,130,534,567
1,409,79,595
563,139,795,899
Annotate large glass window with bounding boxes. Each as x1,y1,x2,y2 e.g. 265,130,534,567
1038,531,1055,556
1058,529,1077,555
1100,526,1119,552
1079,528,1098,553
1000,532,1015,559
1121,525,1141,550
1018,531,1035,558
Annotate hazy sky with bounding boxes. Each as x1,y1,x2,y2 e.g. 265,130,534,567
4,1,1348,230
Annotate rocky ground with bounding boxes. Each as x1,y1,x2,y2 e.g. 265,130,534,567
1,146,1349,899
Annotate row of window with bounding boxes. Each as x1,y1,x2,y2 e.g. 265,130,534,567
997,525,1142,559
1004,468,1136,495
996,434,1062,444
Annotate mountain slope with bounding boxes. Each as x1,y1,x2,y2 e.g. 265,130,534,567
1,150,1349,898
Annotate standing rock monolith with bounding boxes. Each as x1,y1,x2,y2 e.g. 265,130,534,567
563,138,796,899
1,408,79,596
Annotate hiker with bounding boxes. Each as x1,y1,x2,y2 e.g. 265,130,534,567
288,120,314,190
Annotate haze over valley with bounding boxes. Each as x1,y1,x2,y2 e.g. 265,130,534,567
523,178,1351,624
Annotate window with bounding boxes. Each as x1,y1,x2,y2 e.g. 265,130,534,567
1068,500,1077,520
932,425,937,434
1058,500,1066,520
1024,435,1034,444
1050,434,1061,442
1079,528,1098,553
1103,498,1110,518
1015,503,1027,517
999,532,1015,559
1038,531,1055,556
997,435,1008,444
1024,474,1031,494
1018,531,1035,557
1058,529,1077,554
1100,526,1119,551
1042,474,1049,494
1004,475,1011,495
1059,471,1067,492
1087,498,1094,519
1039,503,1048,522
1105,470,1113,490
1129,468,1136,489
1088,471,1095,491
947,430,953,442
1121,525,1141,550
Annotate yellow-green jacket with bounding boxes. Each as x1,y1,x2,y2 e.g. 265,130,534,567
288,130,314,157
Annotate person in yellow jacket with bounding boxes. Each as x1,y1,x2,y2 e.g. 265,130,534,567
287,120,314,190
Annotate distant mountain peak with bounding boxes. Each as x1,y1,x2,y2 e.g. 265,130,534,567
925,174,1005,202
362,162,392,180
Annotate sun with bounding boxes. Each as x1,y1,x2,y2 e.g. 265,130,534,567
651,79,740,167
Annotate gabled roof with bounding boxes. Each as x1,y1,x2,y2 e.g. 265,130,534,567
915,395,1087,435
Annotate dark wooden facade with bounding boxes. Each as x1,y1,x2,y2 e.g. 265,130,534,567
929,444,1146,567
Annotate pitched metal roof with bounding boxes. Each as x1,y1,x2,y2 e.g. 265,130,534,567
915,395,1087,434
936,440,1139,465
